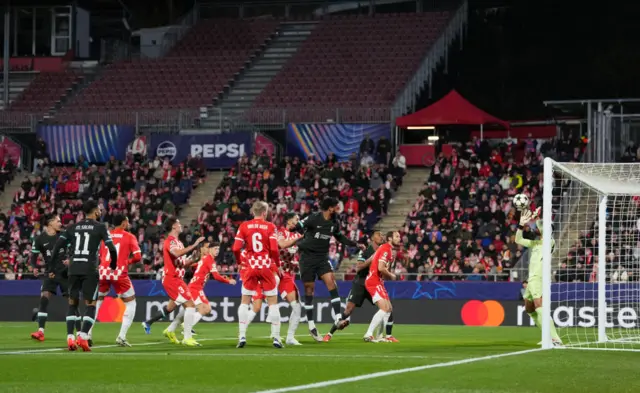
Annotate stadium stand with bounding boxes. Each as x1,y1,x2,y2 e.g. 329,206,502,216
195,148,405,276
253,13,450,110
360,134,588,282
8,71,82,115
55,19,279,124
0,144,205,279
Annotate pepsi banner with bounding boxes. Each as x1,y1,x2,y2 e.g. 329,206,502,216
149,132,252,169
37,125,135,163
287,123,391,162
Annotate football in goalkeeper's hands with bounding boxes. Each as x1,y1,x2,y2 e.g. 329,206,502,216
513,194,530,211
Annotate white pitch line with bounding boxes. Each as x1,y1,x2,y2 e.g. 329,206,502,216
0,334,357,356
5,351,464,360
251,348,545,393
0,337,236,355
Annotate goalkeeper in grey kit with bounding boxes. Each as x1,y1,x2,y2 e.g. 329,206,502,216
293,197,365,341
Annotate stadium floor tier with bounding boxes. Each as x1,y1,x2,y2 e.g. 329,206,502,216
0,323,637,393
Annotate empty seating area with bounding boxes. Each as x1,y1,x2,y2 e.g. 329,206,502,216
8,70,81,114
254,13,450,109
57,19,278,120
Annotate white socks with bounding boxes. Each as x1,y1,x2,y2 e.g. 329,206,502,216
238,304,250,338
366,310,389,337
268,304,282,339
88,299,103,337
193,312,203,327
247,309,257,325
167,308,185,332
287,301,301,340
182,307,196,340
118,300,136,340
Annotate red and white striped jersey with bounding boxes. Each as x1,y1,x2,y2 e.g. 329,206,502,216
277,227,302,274
233,218,279,270
163,235,186,279
366,243,394,286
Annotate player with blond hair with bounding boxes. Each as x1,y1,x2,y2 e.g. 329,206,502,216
232,201,283,348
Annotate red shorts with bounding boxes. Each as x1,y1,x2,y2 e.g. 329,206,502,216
98,267,135,298
242,267,278,297
188,285,208,306
98,276,135,298
162,276,192,305
278,272,298,300
365,280,389,304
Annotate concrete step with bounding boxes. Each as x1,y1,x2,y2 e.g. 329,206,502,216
179,172,225,223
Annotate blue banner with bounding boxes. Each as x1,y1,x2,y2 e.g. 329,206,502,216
287,123,391,162
149,133,253,169
2,280,615,301
37,125,135,163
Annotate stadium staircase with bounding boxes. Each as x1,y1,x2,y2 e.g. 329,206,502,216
46,63,104,118
336,167,431,277
178,171,226,223
199,22,316,130
0,172,27,213
0,73,39,109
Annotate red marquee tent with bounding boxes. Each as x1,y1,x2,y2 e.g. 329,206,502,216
396,90,508,128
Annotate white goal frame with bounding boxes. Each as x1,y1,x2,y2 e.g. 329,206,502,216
542,157,640,351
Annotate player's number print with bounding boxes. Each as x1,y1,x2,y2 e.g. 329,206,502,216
190,261,204,284
103,243,121,262
74,232,91,256
252,232,264,252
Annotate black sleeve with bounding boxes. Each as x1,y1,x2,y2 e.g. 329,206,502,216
296,214,315,233
100,224,118,266
332,225,357,247
50,228,71,273
30,237,41,268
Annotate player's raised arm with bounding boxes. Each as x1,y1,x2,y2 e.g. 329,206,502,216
171,236,205,258
100,224,119,269
50,228,71,273
331,225,358,248
269,226,281,267
278,234,300,249
516,210,534,248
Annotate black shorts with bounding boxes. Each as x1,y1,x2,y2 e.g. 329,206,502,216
68,273,99,301
41,273,69,297
299,253,333,283
346,278,372,308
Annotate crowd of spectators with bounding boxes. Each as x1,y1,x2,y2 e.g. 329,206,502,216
0,135,407,280
554,141,640,284
192,143,406,276
363,133,588,282
0,144,206,280
5,130,621,284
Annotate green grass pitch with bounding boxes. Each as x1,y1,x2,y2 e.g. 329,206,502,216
0,322,638,393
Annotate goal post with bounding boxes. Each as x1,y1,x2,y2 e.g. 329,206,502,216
542,157,640,351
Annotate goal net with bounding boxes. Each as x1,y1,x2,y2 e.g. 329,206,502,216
542,158,640,351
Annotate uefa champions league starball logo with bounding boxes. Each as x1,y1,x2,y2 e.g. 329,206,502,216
156,141,177,161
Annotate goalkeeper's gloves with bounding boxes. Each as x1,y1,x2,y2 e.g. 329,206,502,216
519,209,533,226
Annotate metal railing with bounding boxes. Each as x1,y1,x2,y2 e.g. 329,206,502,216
0,106,394,134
